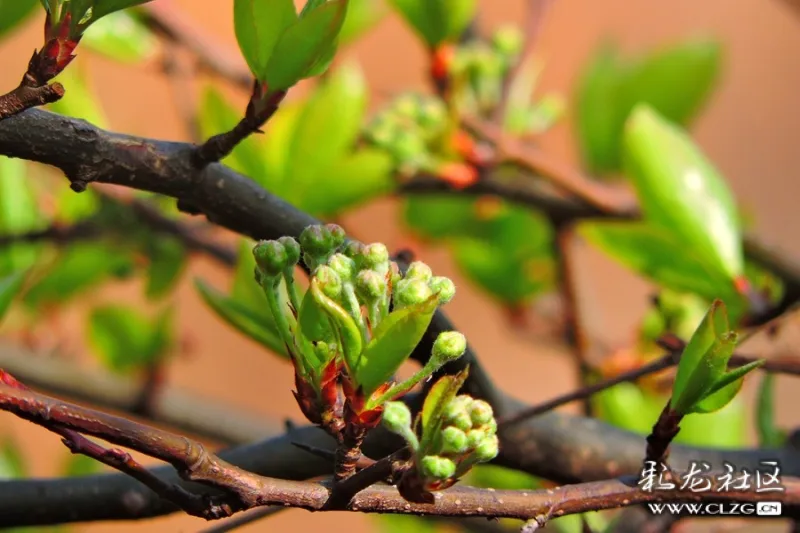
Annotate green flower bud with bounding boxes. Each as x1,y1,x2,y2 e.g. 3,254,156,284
253,240,287,278
355,270,386,304
326,224,346,250
342,241,365,261
473,434,499,462
314,266,342,300
417,99,447,130
382,401,413,433
390,129,427,163
362,243,390,272
328,253,356,283
366,114,399,148
420,455,456,481
432,331,466,365
393,278,434,309
441,426,469,454
491,25,524,58
473,47,503,78
468,399,494,427
443,397,473,432
299,225,330,256
393,93,421,120
465,428,486,449
277,236,301,267
405,261,433,282
429,276,456,304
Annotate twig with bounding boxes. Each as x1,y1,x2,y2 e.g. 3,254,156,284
0,74,64,120
199,506,285,533
644,401,683,466
0,219,100,246
498,353,675,428
0,370,230,518
1,379,798,525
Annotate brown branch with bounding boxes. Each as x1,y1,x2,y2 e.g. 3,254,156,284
0,77,64,120
199,506,285,533
1,379,799,526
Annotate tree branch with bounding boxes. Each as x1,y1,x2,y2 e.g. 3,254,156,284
0,62,65,121
1,379,799,527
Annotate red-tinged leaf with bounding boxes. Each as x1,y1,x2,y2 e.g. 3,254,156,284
0,369,25,390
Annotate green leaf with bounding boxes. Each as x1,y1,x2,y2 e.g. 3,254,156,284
623,105,744,282
690,359,764,414
756,373,787,447
418,369,468,454
0,156,44,276
81,9,157,63
23,243,134,308
339,0,385,45
92,0,155,21
452,238,553,305
670,300,736,414
234,0,297,79
231,239,269,311
466,464,540,490
0,271,26,323
300,148,394,217
195,278,288,357
144,237,187,300
574,40,721,175
310,277,363,373
577,221,737,302
0,0,38,40
0,439,25,480
388,0,475,47
355,294,439,396
87,305,172,373
376,515,438,533
285,61,368,199
263,0,348,90
295,285,336,371
197,86,268,182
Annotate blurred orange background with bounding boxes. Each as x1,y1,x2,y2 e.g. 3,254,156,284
1,0,800,531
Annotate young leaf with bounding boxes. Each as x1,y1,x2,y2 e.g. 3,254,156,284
0,271,26,323
234,0,298,80
195,279,288,358
354,294,439,396
622,106,744,282
0,439,25,480
0,0,38,40
670,300,735,414
296,285,336,370
388,0,475,48
144,237,187,300
756,373,787,447
87,305,171,373
310,277,363,372
690,360,764,414
263,0,348,90
577,220,737,302
0,156,44,276
418,369,468,454
81,9,157,63
64,453,104,477
339,0,385,45
92,0,155,20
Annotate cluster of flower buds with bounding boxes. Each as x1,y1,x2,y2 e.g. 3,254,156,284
251,224,467,439
382,378,499,501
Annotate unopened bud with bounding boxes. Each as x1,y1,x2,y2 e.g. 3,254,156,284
468,399,494,427
299,225,330,256
314,266,342,300
328,253,356,283
432,331,466,365
355,270,386,304
420,455,456,481
491,25,524,58
382,401,413,433
326,224,346,250
429,276,456,305
278,237,301,267
473,433,499,462
443,397,473,432
441,426,469,454
405,261,433,282
362,243,389,272
253,241,287,278
394,278,434,308
342,241,365,261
